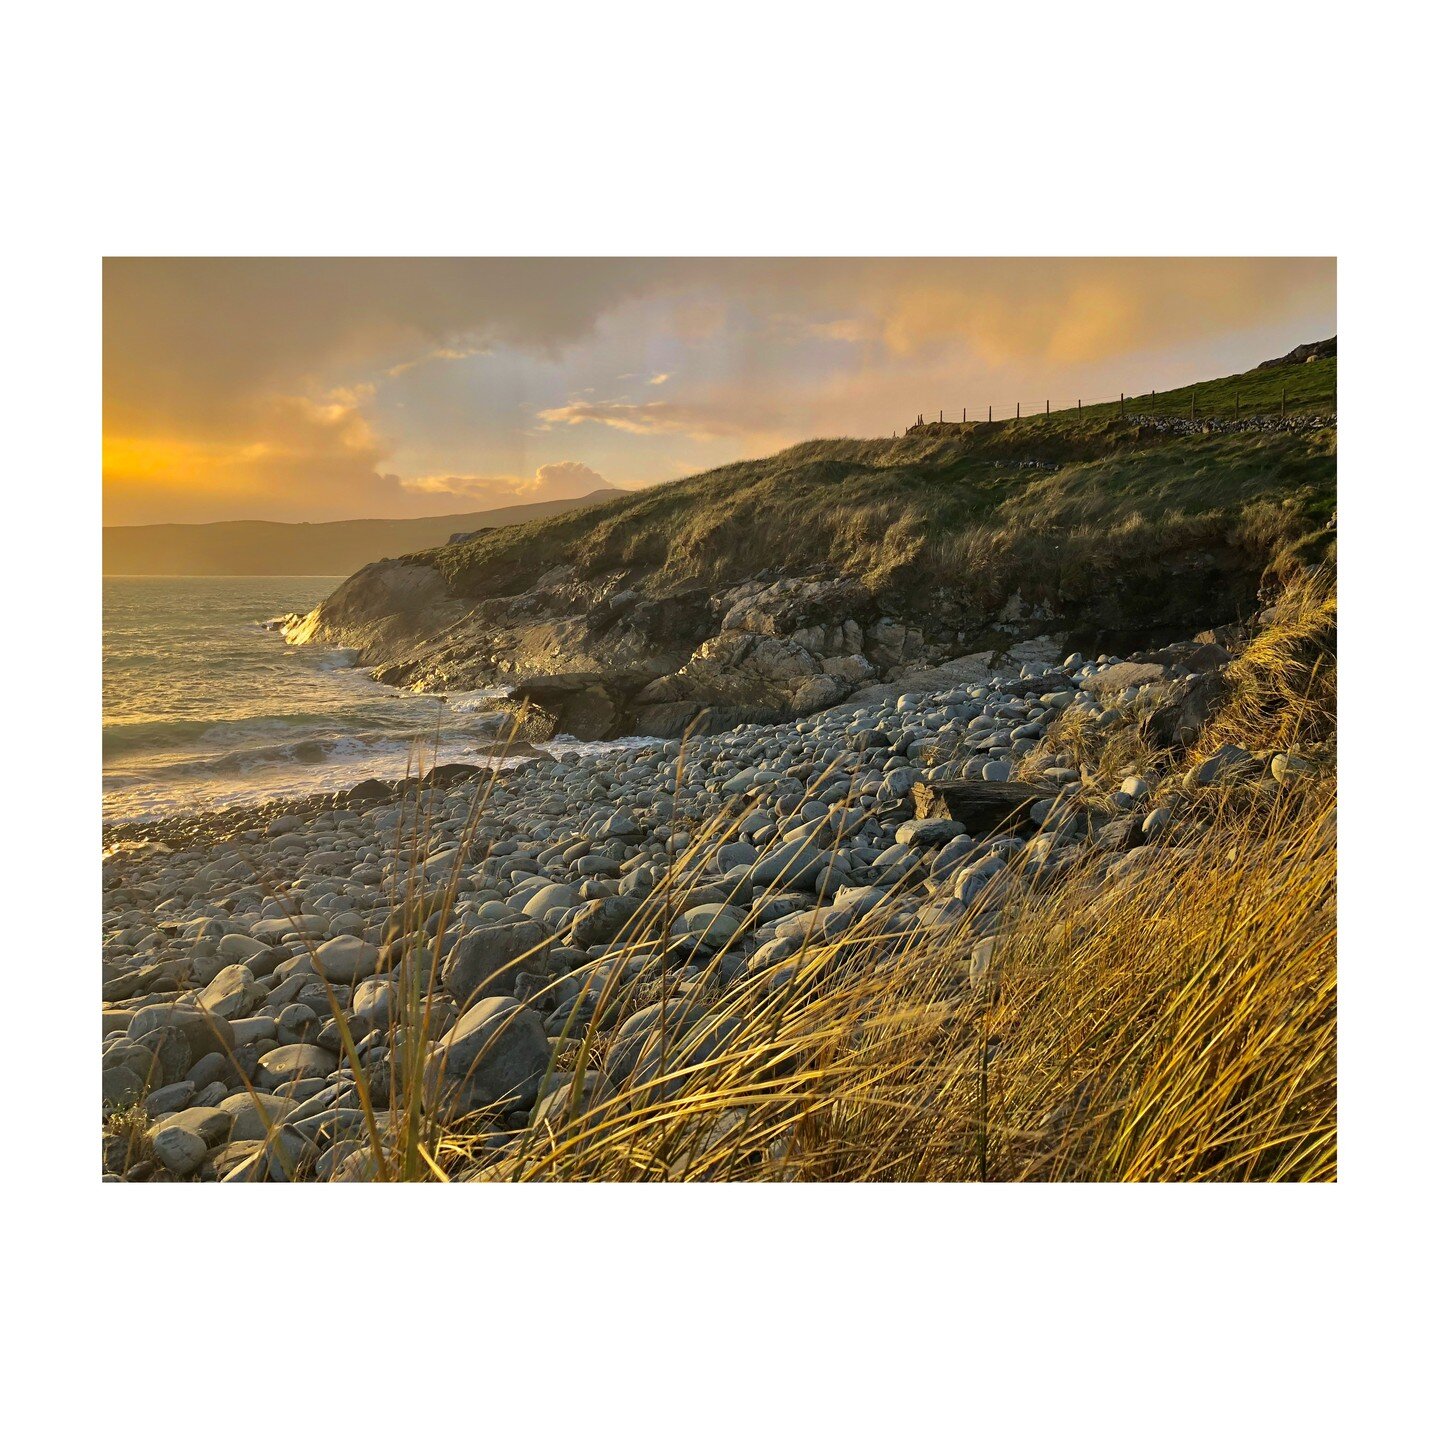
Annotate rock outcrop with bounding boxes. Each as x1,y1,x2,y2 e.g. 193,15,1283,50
280,407,1334,741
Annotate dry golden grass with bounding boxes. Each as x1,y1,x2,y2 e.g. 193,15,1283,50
1200,569,1336,757
435,777,1335,1184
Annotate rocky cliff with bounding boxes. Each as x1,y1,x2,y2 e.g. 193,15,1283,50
288,368,1335,742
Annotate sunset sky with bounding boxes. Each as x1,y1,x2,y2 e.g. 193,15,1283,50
103,257,1336,526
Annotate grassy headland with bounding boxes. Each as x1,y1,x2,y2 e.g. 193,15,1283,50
406,355,1335,647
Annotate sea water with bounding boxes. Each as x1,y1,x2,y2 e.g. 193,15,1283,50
102,576,525,822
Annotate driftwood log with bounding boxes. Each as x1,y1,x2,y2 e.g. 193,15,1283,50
910,779,1058,834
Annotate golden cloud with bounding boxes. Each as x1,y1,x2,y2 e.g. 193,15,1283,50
536,399,775,441
401,461,612,504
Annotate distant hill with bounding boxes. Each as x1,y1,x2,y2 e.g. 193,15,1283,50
103,489,619,576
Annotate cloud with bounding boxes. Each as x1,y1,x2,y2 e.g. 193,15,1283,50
400,460,613,507
386,345,486,378
104,257,1335,522
766,313,878,346
536,398,775,441
103,386,406,525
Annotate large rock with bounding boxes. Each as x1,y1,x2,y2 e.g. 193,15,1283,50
633,630,838,722
254,1044,335,1090
441,919,551,1006
351,975,397,1033
147,1106,234,1174
601,998,711,1082
314,935,384,983
425,997,552,1114
219,1091,298,1142
669,903,747,949
626,1011,744,1104
1079,662,1168,694
895,818,968,848
717,573,871,638
283,558,466,660
841,653,993,709
1183,744,1261,789
215,933,273,964
591,808,640,840
910,780,1057,835
148,1125,208,1177
751,838,829,889
196,963,266,1020
569,895,642,948
500,673,644,741
521,883,582,923
1137,671,1231,752
127,1025,192,1087
531,1069,616,1129
127,1003,234,1062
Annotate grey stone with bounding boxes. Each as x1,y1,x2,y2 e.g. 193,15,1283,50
895,818,967,848
602,998,709,1082
1184,744,1260,789
254,1043,335,1090
314,934,383,983
669,902,747,949
442,919,551,1006
197,963,266,1020
351,975,397,1033
149,1125,208,1177
568,895,642,948
425,997,552,1113
143,1081,196,1118
751,838,828,889
127,1003,234,1062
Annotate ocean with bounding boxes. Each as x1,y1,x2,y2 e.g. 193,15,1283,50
102,576,518,823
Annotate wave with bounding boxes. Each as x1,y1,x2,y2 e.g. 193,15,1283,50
102,694,509,761
120,729,437,778
105,710,396,759
102,726,528,823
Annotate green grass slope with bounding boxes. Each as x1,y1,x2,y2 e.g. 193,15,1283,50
415,360,1334,636
1078,349,1336,420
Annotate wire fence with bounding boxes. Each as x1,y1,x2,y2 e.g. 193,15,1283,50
904,384,1338,433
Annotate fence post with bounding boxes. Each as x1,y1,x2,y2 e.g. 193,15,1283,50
988,405,992,422
1120,391,1125,416
940,410,944,423
1078,398,1082,410
1016,402,1020,419
963,408,966,422
1046,398,1050,416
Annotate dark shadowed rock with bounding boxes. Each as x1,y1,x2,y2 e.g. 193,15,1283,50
1138,671,1231,752
127,1003,234,1062
911,780,1057,835
441,919,552,1006
425,997,552,1113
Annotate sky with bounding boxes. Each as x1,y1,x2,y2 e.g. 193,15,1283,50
102,257,1336,526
